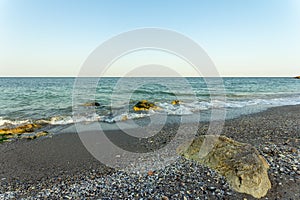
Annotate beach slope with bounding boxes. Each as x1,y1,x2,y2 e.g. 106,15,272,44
0,105,299,199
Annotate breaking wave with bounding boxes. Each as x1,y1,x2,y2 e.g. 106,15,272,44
1,95,300,128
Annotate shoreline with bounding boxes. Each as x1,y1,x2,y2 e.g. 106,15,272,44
0,104,299,199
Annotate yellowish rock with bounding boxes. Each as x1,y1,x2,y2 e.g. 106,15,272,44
5,134,17,139
0,124,41,135
133,100,161,111
36,131,49,138
21,131,49,140
177,135,271,198
171,100,181,105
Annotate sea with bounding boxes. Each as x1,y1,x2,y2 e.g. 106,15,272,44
0,77,300,131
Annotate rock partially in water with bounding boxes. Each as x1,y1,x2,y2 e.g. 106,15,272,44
294,76,300,79
177,135,271,198
133,100,161,111
82,102,101,107
0,124,41,135
171,100,181,105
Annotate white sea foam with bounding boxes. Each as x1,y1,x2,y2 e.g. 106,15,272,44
50,96,300,124
48,113,102,125
0,117,30,127
157,103,194,115
1,95,300,127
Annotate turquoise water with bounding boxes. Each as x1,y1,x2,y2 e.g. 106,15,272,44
0,77,300,127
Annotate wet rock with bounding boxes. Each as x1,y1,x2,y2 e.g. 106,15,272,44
133,100,161,111
177,135,271,198
0,124,41,135
20,134,36,140
0,134,12,143
36,131,49,138
21,131,49,140
82,102,101,107
294,76,300,79
171,100,181,105
4,134,17,139
0,134,11,143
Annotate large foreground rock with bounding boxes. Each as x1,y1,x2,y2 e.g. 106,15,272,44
177,135,271,198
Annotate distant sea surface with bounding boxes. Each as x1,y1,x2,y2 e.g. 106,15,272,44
0,77,300,130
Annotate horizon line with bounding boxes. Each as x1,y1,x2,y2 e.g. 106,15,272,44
0,76,297,78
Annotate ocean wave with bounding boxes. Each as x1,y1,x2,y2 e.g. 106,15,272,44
41,114,102,125
1,95,300,127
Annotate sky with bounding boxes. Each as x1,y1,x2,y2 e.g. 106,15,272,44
0,0,300,77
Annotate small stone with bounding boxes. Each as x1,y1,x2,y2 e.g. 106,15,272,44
263,147,270,153
279,167,284,172
292,167,297,171
147,170,154,176
208,186,216,191
291,148,297,153
161,196,169,200
278,154,285,158
215,189,221,193
64,195,71,199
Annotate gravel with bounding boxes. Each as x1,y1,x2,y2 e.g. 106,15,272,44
0,105,299,199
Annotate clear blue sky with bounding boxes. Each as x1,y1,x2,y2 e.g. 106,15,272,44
0,0,299,76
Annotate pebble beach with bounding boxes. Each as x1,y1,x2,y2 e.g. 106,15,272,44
0,105,299,199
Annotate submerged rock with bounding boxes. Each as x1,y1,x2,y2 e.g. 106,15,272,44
82,102,101,107
177,135,271,198
0,124,41,135
133,100,161,111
